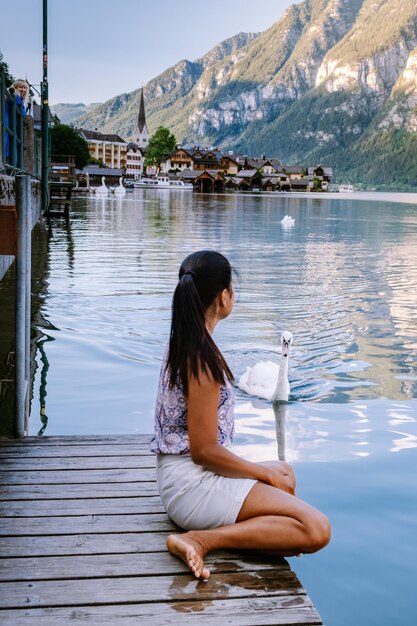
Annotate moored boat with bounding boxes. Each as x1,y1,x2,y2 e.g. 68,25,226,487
134,176,193,190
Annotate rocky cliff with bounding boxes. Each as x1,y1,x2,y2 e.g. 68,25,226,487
72,0,417,188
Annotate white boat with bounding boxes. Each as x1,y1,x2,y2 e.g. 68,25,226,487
338,184,354,193
133,176,193,190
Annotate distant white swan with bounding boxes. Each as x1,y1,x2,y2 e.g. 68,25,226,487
238,332,293,402
281,215,295,227
114,177,126,196
95,176,109,195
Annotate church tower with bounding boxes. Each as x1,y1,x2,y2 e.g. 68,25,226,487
136,88,149,149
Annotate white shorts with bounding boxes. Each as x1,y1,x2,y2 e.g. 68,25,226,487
156,453,257,530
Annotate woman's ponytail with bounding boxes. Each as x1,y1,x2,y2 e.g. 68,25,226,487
167,251,234,395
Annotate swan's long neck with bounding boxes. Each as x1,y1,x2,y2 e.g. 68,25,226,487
271,356,289,401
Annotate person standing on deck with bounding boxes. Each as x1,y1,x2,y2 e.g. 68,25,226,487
149,250,331,579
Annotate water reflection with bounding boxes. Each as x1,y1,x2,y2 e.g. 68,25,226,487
29,192,417,455
273,401,287,461
37,334,52,436
231,398,417,463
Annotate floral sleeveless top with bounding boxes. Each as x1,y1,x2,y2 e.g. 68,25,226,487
149,350,235,454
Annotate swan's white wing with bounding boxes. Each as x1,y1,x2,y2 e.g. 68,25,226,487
238,360,280,400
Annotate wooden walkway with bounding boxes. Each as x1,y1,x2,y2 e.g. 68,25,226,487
0,435,322,625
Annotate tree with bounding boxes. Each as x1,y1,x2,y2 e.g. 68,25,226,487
0,51,14,87
51,123,90,169
88,157,105,167
313,176,322,192
144,126,176,167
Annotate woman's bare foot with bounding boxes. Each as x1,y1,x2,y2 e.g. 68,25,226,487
166,532,210,580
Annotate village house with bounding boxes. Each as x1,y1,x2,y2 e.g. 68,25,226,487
246,157,282,175
308,165,333,190
78,129,127,169
161,146,225,173
219,153,241,175
159,140,331,192
192,148,222,171
160,147,193,172
267,159,283,174
125,143,145,179
282,165,305,181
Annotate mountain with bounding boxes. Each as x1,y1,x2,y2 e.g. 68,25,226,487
72,33,259,141
72,0,417,189
50,102,102,124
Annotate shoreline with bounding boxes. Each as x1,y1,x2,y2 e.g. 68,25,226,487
79,189,417,206
218,190,417,205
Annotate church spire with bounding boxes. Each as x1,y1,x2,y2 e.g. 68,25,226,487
136,87,149,150
138,88,147,134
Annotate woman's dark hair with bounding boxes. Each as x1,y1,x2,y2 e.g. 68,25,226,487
167,250,234,394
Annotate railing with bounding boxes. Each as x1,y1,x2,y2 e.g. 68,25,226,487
49,154,76,182
0,70,25,171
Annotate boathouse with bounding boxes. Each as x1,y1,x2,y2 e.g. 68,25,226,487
181,168,225,192
76,165,124,188
234,169,263,191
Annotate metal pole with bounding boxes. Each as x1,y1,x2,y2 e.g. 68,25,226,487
41,0,49,213
15,175,29,438
25,175,32,385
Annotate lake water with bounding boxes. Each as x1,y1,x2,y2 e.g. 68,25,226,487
30,191,417,626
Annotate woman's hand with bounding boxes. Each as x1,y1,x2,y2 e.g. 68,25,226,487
256,460,296,495
187,371,296,495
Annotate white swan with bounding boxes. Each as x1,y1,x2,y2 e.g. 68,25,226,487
238,332,293,401
95,176,109,195
281,215,295,227
114,177,126,196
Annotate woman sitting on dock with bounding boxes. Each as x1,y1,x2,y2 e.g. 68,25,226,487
149,250,331,579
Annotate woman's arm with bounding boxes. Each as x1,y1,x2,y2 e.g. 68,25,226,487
187,370,288,490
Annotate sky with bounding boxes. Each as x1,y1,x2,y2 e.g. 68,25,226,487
1,0,296,105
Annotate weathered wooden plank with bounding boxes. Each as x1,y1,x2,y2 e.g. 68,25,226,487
0,531,169,556
0,435,323,626
0,456,155,470
0,435,151,446
0,468,155,485
0,496,164,517
0,596,322,626
0,570,303,609
0,513,176,535
0,445,152,458
0,482,159,500
0,551,288,581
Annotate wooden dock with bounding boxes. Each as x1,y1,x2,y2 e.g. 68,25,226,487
0,435,322,625
47,181,74,217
